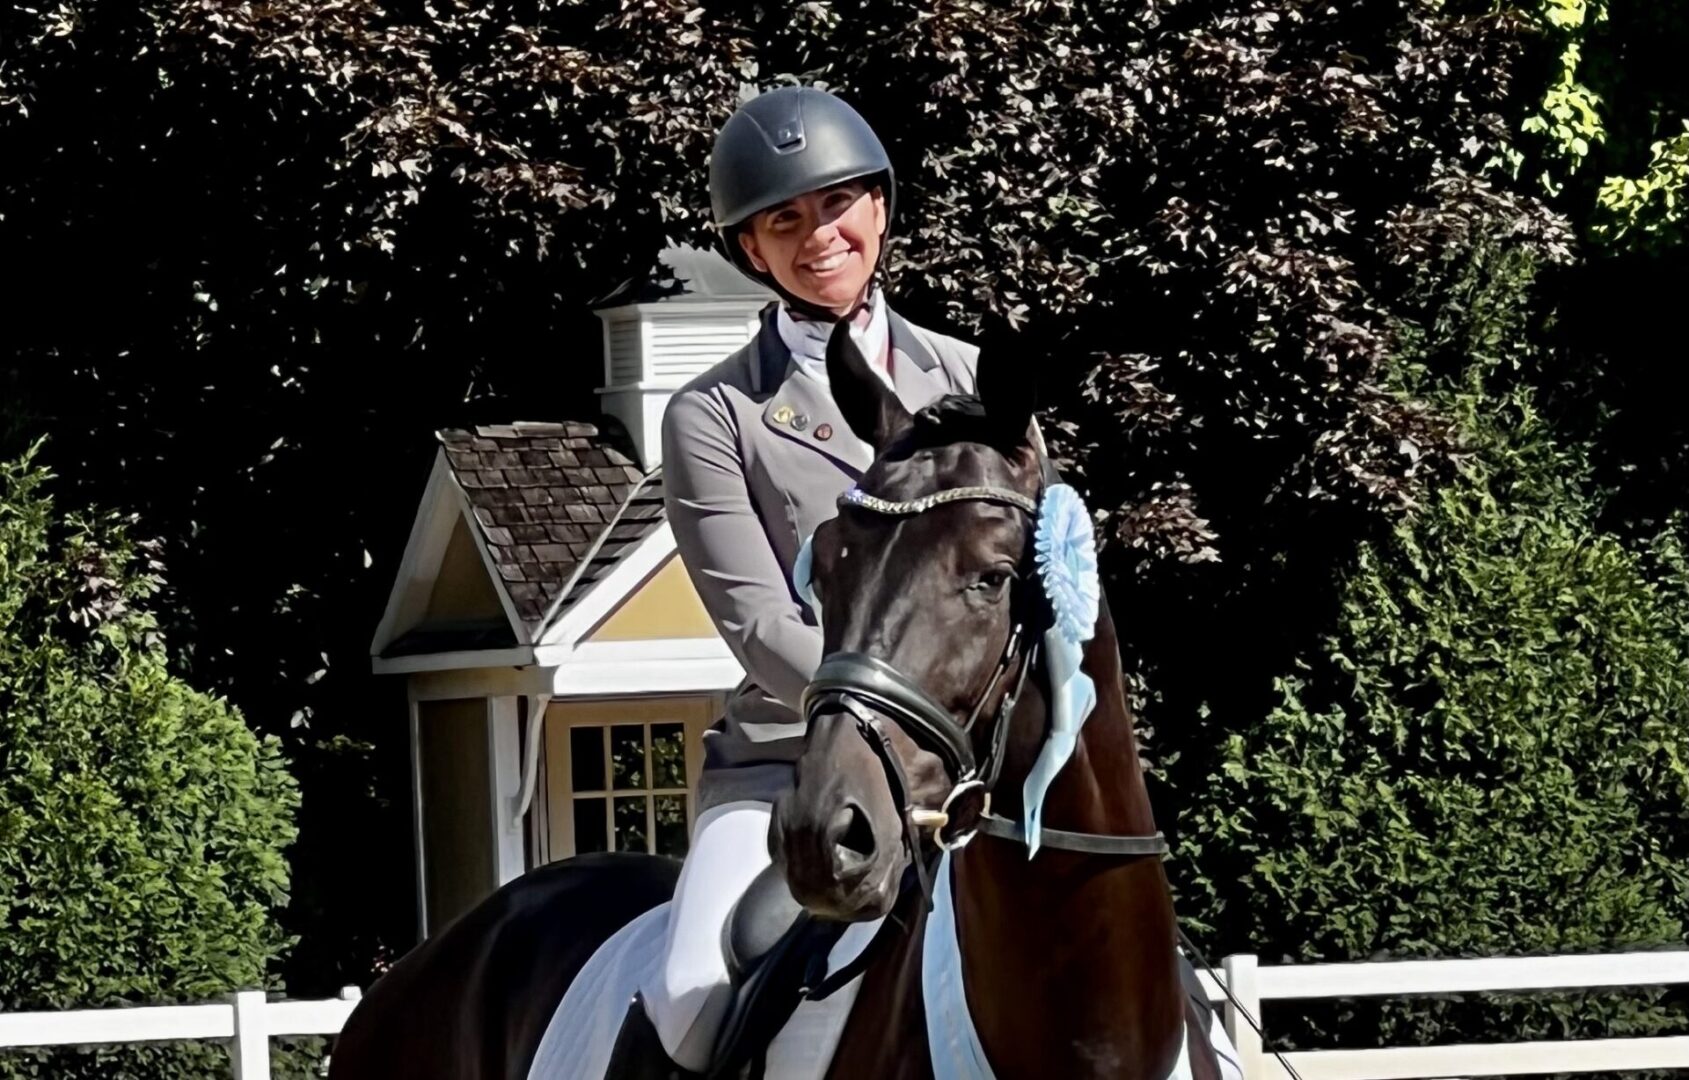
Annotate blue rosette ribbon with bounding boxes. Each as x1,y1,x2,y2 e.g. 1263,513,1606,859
1021,483,1101,856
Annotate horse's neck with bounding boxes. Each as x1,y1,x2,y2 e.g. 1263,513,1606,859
950,621,1187,1078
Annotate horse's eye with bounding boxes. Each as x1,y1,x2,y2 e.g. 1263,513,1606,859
969,569,1013,594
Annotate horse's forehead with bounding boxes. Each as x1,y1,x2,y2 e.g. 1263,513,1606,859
869,441,1023,499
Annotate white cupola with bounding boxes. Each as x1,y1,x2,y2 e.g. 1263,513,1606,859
595,244,774,470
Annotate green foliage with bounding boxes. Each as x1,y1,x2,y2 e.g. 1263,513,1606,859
1515,0,1689,252
2,0,1676,1010
0,448,312,1079
1180,244,1689,1047
1593,123,1689,251
1497,0,1689,549
1,0,1579,982
1517,0,1608,190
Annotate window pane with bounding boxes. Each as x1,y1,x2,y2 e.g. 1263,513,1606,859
573,798,608,855
614,796,649,853
570,726,605,792
654,795,689,858
651,723,686,789
610,725,646,790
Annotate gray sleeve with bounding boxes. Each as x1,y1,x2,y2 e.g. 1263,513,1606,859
661,389,823,714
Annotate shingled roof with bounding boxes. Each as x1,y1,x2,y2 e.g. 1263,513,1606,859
436,421,665,629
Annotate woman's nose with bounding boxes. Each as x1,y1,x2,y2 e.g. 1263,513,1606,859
806,215,842,244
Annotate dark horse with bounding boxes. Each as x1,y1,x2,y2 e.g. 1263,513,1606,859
330,327,1222,1080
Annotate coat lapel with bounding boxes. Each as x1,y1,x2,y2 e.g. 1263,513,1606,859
753,305,958,476
754,309,874,475
888,309,954,412
761,366,874,474
888,309,940,375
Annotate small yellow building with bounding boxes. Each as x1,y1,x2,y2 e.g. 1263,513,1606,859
371,247,769,935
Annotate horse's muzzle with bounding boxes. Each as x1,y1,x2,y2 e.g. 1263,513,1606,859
772,707,907,922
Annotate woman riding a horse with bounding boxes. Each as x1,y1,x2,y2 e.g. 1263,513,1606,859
631,84,984,1072
637,85,1243,1078
328,84,1246,1080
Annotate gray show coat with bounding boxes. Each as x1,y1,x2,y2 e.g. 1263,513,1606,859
660,302,980,812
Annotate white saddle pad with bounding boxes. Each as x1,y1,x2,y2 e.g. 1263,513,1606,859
526,871,1245,1080
526,903,876,1080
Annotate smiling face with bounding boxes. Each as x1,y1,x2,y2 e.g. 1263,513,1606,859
737,180,887,315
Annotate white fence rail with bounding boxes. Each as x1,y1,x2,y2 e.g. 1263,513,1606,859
1197,950,1689,1079
0,987,360,1080
3,951,1688,1078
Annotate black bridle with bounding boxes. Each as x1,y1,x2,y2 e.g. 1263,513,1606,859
798,480,1168,907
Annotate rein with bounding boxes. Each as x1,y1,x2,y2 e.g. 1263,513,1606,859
798,478,1168,907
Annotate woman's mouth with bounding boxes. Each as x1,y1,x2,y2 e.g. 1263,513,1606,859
800,250,852,275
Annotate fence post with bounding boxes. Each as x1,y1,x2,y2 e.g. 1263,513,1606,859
1222,953,1264,1080
228,990,270,1080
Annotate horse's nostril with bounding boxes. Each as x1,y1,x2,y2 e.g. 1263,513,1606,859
830,802,877,868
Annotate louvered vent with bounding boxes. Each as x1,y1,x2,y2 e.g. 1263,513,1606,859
593,244,772,468
647,314,759,383
607,319,644,386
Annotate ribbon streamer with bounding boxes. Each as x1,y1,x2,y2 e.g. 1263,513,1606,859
1023,483,1102,856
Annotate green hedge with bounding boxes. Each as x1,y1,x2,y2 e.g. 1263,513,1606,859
1183,365,1689,1050
0,448,315,1078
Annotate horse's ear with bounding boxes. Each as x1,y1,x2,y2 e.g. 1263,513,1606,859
973,319,1039,450
826,320,912,451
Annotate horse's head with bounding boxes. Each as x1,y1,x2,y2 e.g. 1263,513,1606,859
771,321,1049,921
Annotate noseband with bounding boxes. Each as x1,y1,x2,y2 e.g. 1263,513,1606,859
799,480,1168,905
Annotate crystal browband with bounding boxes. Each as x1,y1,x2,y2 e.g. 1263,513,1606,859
840,485,1039,516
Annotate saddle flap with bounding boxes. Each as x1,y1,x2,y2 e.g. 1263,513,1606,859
706,866,896,1078
710,911,845,1078
723,864,806,983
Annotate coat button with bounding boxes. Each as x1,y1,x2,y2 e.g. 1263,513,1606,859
815,423,834,441
791,413,810,432
773,405,794,425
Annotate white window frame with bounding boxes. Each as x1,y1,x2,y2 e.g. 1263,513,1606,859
543,696,713,860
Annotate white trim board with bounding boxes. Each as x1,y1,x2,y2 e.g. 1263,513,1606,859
487,697,526,886
540,637,744,697
374,647,536,676
542,638,734,663
408,700,427,944
537,523,679,648
594,299,771,320
397,640,742,700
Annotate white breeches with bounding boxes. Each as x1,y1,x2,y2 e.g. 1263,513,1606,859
641,799,774,1071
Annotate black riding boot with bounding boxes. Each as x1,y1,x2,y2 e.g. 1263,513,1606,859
604,993,704,1080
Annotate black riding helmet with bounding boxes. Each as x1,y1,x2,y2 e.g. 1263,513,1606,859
709,86,896,321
